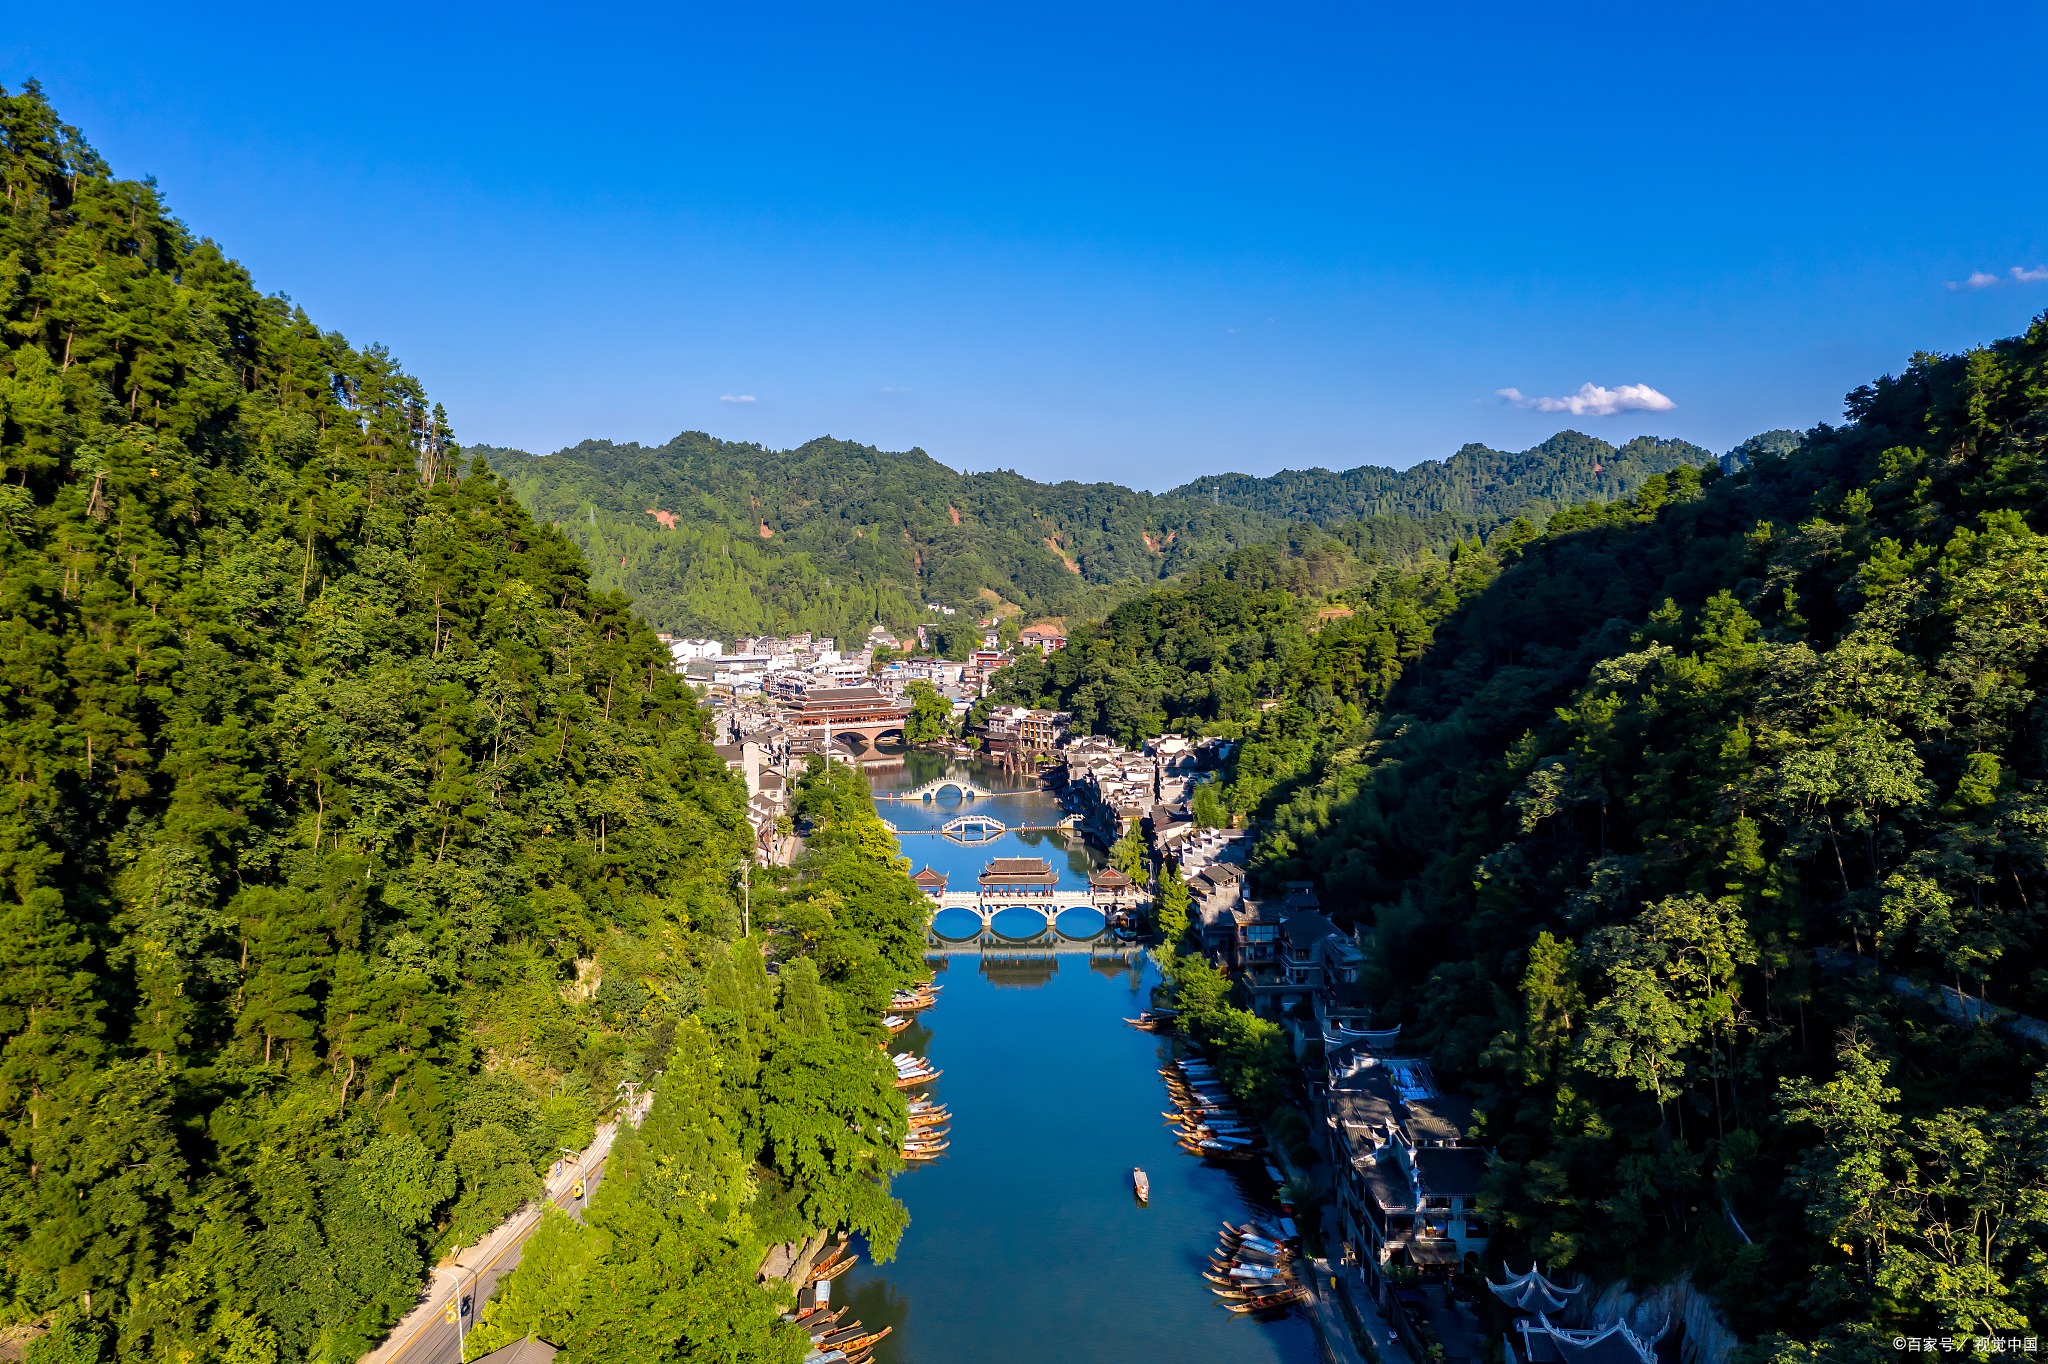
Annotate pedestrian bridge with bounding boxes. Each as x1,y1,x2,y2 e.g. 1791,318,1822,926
881,777,994,801
939,813,1005,842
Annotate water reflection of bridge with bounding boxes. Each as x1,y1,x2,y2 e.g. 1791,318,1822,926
925,925,1148,961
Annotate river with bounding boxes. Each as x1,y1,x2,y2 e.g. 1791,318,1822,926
832,751,1320,1364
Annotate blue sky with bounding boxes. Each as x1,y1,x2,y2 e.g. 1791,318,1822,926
9,2,2044,489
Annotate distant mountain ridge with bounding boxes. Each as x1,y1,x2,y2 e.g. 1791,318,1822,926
480,427,1760,640
477,431,1292,640
1166,431,1716,527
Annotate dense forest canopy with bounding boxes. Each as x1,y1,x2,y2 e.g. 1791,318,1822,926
0,81,922,1364
1006,317,2048,1358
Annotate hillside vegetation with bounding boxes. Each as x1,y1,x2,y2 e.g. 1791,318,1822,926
481,429,1754,645
0,83,917,1364
1001,317,2048,1354
1169,430,1716,528
479,433,1292,641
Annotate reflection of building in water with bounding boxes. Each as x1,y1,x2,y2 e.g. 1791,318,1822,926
1089,956,1144,984
979,953,1060,989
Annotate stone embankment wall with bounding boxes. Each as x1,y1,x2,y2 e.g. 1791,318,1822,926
758,1231,830,1285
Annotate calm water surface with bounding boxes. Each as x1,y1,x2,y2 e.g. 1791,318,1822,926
832,754,1319,1364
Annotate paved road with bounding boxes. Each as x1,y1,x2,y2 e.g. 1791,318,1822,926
361,1101,648,1364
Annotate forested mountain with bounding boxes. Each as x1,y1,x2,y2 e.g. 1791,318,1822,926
0,82,917,1363
479,430,1745,644
1167,431,1715,529
996,318,2048,1352
478,434,1293,641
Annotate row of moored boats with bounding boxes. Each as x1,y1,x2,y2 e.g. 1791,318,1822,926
1204,1220,1307,1313
788,1246,888,1363
1161,1057,1267,1162
888,981,947,1163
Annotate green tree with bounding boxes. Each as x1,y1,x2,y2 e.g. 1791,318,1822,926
902,681,954,745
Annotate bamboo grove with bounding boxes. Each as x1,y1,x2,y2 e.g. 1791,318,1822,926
0,84,927,1363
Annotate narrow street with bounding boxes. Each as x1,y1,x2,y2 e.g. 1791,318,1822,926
360,1098,648,1364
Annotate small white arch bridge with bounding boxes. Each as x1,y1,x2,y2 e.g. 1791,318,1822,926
940,814,1006,843
881,777,993,801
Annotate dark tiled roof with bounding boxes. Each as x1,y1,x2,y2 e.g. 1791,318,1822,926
1361,1160,1414,1214
1089,868,1135,887
1282,910,1338,950
911,866,948,886
985,857,1053,875
1404,1096,1474,1146
1415,1146,1488,1198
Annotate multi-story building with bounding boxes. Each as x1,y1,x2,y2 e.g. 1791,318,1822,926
667,637,724,663
1018,625,1067,653
1320,1043,1489,1296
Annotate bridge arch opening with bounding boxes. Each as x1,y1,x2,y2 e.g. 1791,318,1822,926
988,905,1055,940
929,907,984,940
1054,906,1107,939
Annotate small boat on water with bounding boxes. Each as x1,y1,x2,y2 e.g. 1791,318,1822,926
882,1015,911,1034
1132,1167,1149,1203
1224,1288,1305,1314
806,1247,858,1284
894,1069,942,1089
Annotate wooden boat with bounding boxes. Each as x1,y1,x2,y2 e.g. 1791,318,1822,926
1132,1167,1149,1203
803,1248,849,1283
839,1327,893,1352
893,1069,942,1089
1212,1253,1294,1277
1226,1232,1288,1256
1225,1289,1304,1313
809,1250,859,1283
883,1016,912,1034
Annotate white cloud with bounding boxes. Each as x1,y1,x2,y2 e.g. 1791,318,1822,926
718,394,757,403
1945,267,2046,290
1495,382,1677,417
